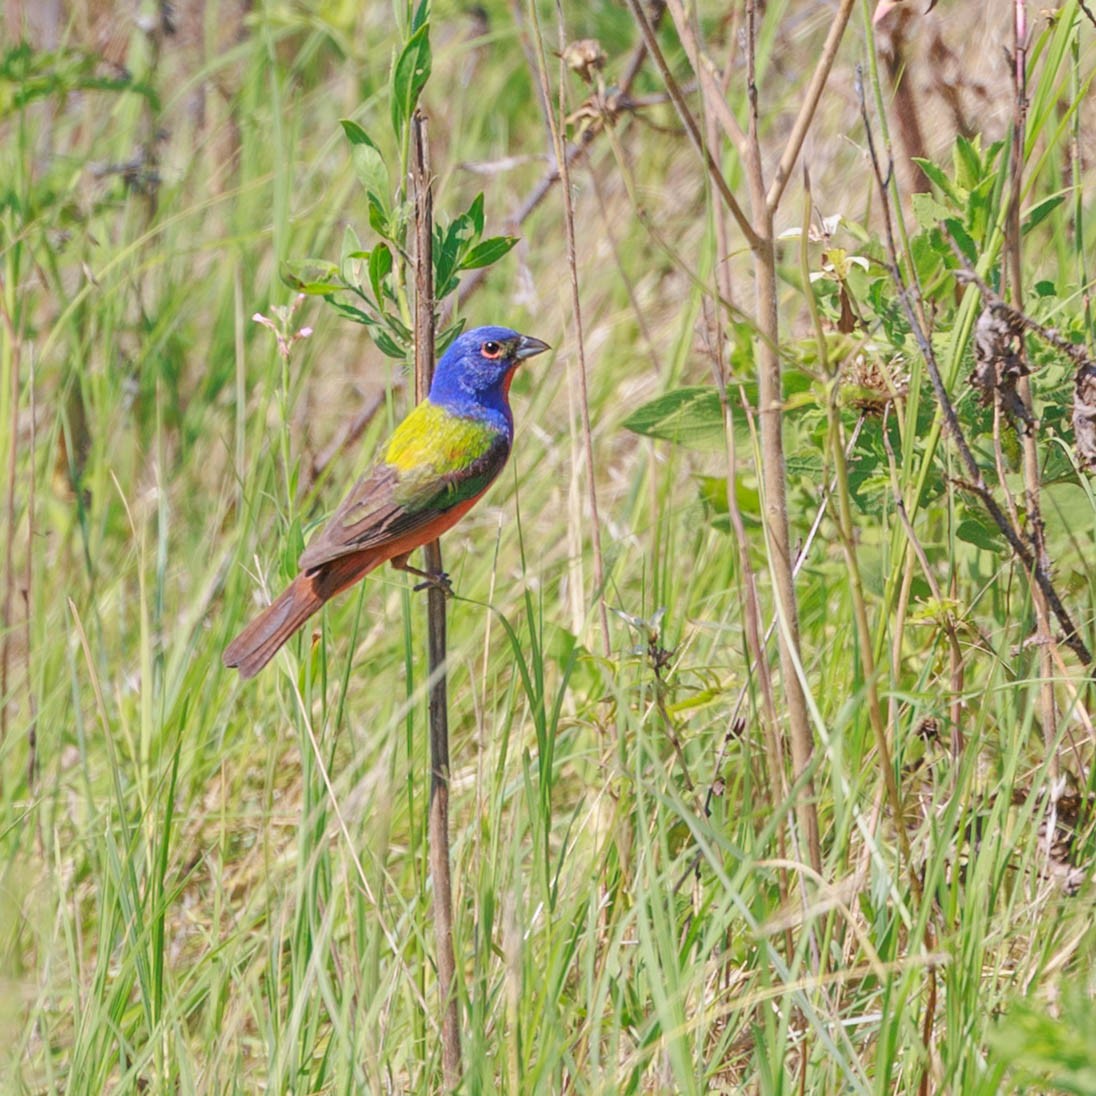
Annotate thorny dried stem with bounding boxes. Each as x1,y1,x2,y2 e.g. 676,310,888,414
858,77,1091,667
1006,0,1059,767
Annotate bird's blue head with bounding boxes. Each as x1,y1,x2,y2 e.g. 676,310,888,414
429,325,550,424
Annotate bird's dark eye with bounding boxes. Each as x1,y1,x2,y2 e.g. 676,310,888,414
481,340,504,359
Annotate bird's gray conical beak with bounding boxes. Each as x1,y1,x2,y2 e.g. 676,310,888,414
515,334,551,360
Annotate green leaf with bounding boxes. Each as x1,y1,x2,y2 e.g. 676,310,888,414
953,134,982,191
368,243,392,304
339,119,380,150
434,218,467,299
785,453,824,480
386,314,412,343
340,120,388,208
412,0,430,32
368,194,388,238
437,319,466,353
911,192,952,230
280,258,342,294
340,224,363,283
967,174,997,240
912,158,964,206
390,23,432,137
326,299,377,326
944,217,977,264
1022,193,1066,235
622,387,726,450
466,192,485,236
696,475,760,525
956,518,1002,552
460,235,518,270
374,327,407,359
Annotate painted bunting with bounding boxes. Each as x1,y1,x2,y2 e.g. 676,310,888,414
224,325,550,678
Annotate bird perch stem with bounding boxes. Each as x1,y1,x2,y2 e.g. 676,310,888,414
411,110,462,1089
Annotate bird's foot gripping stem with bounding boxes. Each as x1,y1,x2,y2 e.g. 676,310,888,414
391,554,454,597
413,571,453,596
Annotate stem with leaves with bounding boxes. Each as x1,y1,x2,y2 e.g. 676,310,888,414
411,112,462,1089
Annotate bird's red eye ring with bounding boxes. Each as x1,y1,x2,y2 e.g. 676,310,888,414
481,340,504,359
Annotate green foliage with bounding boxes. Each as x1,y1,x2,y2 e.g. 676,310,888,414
990,990,1096,1095
391,22,432,137
5,4,1096,1095
0,40,151,116
284,29,518,360
622,386,727,450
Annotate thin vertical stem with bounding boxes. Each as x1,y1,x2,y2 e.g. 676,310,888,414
741,0,822,875
1007,0,1058,769
527,0,612,656
411,110,462,1090
0,287,19,749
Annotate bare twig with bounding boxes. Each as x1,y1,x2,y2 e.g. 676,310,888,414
527,1,612,656
623,0,761,249
1,294,19,749
739,0,822,875
951,254,1093,370
305,388,389,491
451,11,662,316
764,0,857,213
663,0,747,153
411,111,462,1090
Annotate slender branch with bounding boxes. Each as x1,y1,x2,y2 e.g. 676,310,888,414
527,1,612,656
738,0,822,875
452,10,662,316
411,111,462,1090
1,292,19,749
663,0,748,152
623,0,761,249
764,0,857,213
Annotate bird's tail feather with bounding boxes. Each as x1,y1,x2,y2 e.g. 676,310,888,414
223,573,326,679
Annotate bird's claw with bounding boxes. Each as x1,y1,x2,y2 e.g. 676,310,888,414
414,571,453,596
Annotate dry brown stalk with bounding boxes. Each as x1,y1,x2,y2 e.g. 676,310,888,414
451,8,664,316
526,1,612,657
1005,0,1059,768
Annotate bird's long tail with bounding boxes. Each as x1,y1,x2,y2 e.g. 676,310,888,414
224,551,385,678
223,572,328,679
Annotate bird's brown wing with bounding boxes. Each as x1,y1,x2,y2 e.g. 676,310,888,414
298,438,510,571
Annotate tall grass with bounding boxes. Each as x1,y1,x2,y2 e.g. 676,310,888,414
4,1,1096,1092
